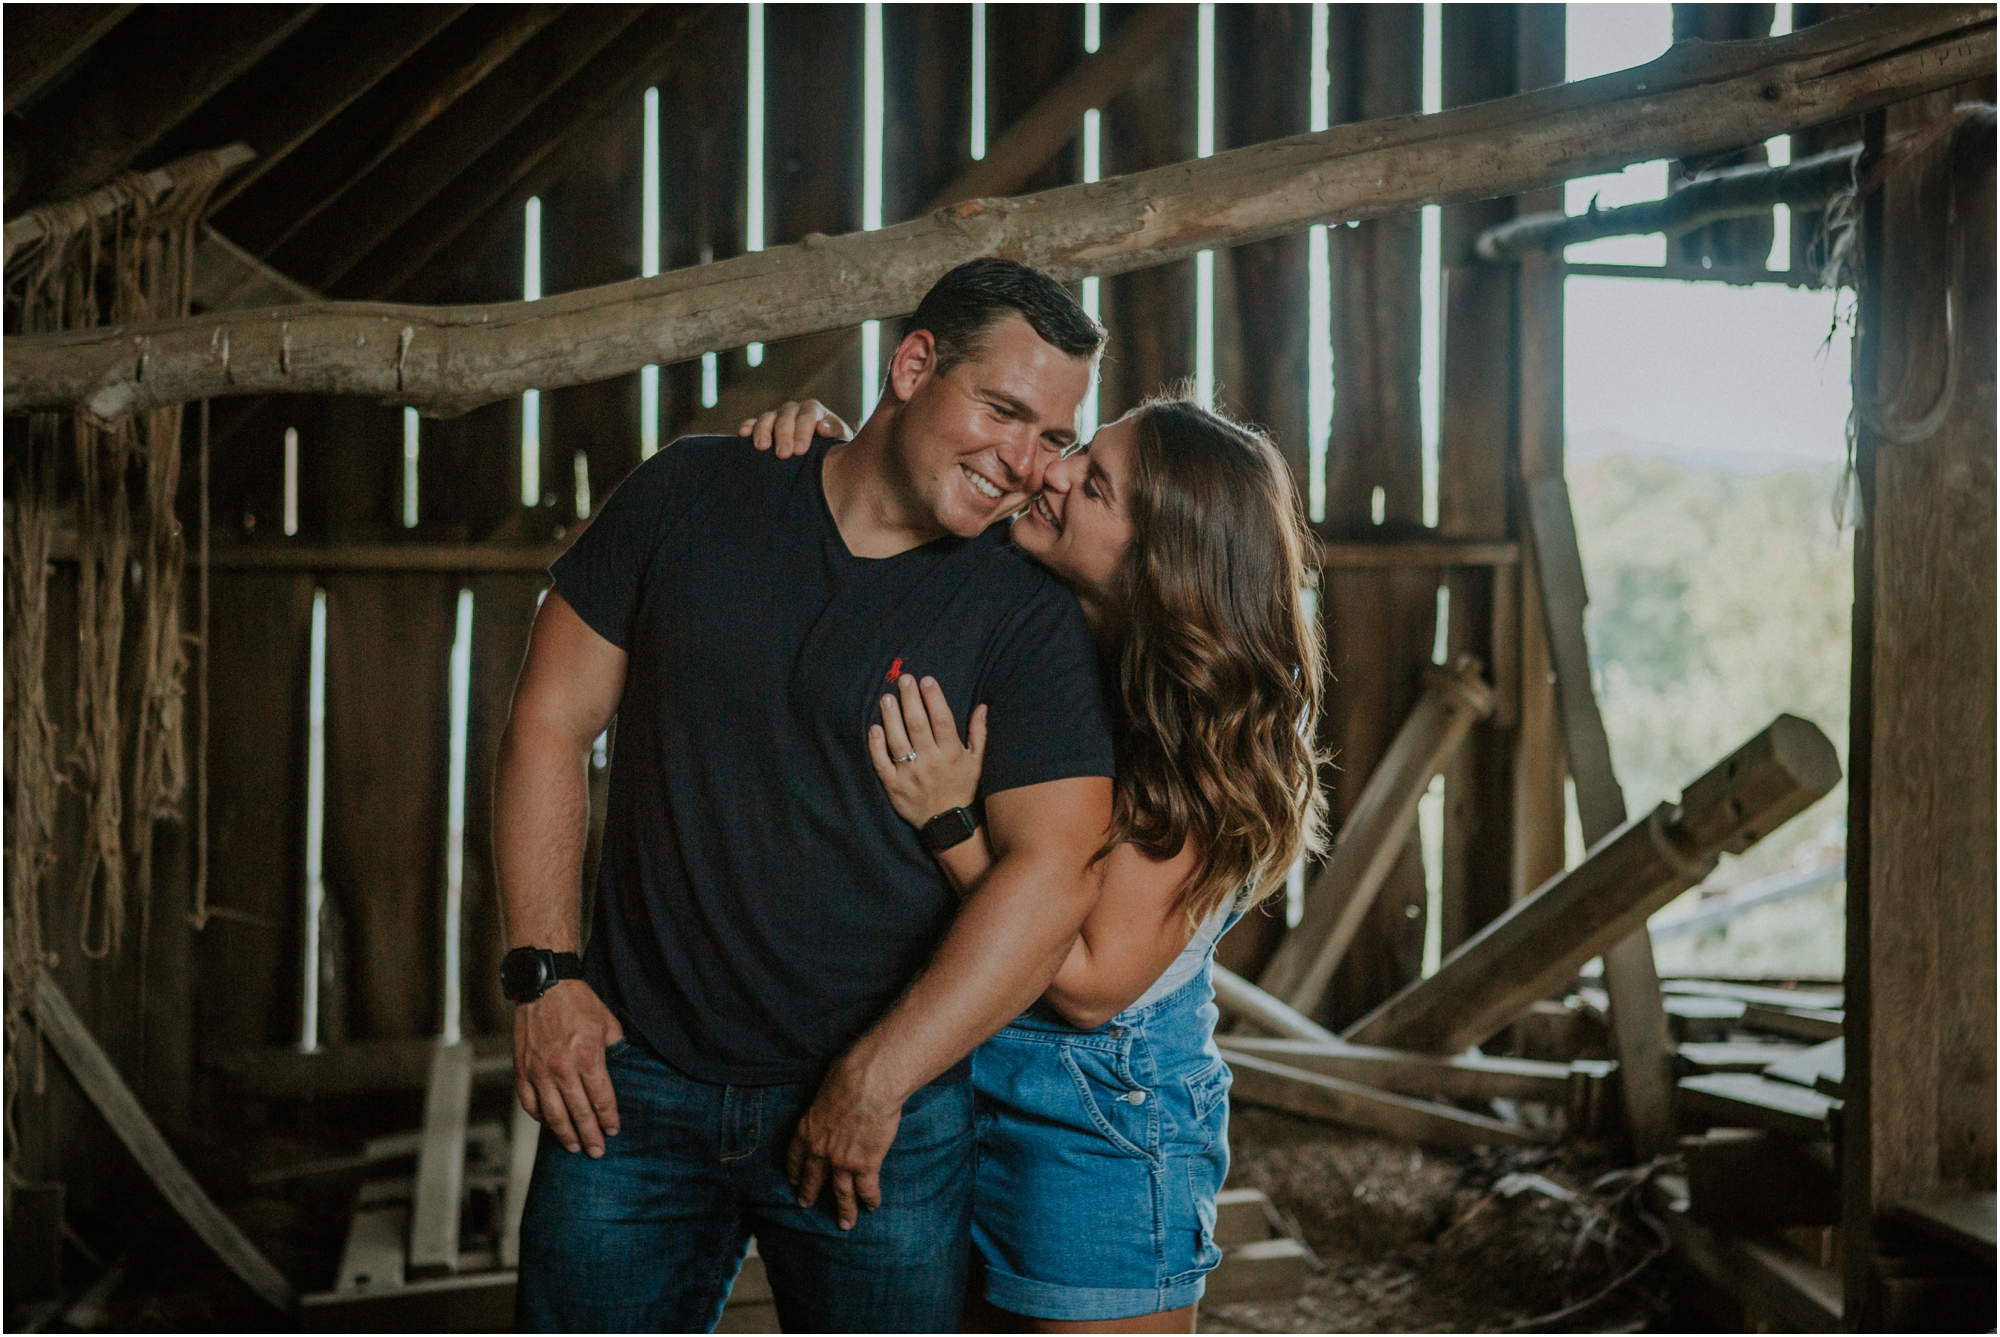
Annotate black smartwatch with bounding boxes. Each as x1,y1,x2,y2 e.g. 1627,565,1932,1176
918,806,981,854
501,947,585,1003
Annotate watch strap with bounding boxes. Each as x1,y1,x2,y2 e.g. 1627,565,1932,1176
919,806,980,854
549,950,584,980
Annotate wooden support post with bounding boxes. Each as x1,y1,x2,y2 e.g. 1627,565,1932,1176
33,973,297,1312
408,1040,474,1277
1258,655,1495,1015
1345,715,1841,1054
1843,93,1997,1329
1523,475,1676,1158
1225,1050,1544,1149
1310,1,1432,1030
13,6,1992,418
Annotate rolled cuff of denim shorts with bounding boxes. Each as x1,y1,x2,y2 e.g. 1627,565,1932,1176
983,1262,1208,1323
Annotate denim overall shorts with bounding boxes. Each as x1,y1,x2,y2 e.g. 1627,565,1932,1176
969,937,1239,1322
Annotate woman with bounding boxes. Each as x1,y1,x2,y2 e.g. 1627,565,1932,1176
741,393,1327,1333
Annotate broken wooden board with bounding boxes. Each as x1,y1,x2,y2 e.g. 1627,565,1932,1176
1203,1237,1313,1305
1214,1188,1281,1248
1257,654,1495,1015
1739,1003,1843,1043
1677,1041,1808,1075
1650,1174,1843,1331
1212,965,1343,1045
1525,471,1677,1159
1762,1038,1844,1098
202,1032,513,1099
1679,1073,1840,1140
1346,715,1841,1055
1661,978,1843,1012
409,1042,474,1278
1218,1035,1580,1106
1663,994,1747,1043
1225,1050,1543,1149
34,973,297,1312
1683,1130,1840,1227
1884,1192,1997,1264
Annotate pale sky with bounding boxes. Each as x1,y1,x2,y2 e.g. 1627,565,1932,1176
1559,3,1852,465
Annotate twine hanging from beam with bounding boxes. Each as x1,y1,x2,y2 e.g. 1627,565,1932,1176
4,153,223,1173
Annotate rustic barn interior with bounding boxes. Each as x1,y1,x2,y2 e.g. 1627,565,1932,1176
3,2,1993,1331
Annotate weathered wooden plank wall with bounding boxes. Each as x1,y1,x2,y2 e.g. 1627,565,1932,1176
1313,2,1434,1029
1842,84,1997,1328
1435,4,1524,955
1211,2,1313,982
1098,6,1197,419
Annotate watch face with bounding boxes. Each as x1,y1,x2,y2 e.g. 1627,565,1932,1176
501,949,549,1000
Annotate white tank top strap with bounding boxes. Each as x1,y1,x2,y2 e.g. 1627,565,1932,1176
1121,886,1254,1015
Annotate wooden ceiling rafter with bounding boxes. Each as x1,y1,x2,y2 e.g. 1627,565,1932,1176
352,4,719,302
7,4,321,210
275,4,651,294
155,4,473,217
211,5,568,260
2,3,136,115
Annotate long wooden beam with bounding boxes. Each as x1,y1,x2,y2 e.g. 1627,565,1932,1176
1344,714,1842,1055
687,2,1192,435
35,973,297,1311
8,6,1991,418
1225,1050,1544,1149
1257,654,1495,1015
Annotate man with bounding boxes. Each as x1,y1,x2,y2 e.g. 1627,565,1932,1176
498,258,1117,1332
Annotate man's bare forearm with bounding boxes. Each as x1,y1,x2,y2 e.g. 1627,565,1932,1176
494,715,591,951
835,843,1099,1105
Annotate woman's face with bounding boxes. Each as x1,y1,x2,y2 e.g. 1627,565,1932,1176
1011,413,1138,614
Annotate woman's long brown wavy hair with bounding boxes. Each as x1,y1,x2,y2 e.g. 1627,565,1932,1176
1096,393,1329,928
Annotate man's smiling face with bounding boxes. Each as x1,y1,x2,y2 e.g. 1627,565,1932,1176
887,313,1093,537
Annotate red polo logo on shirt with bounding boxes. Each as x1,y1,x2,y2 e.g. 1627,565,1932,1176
885,657,905,683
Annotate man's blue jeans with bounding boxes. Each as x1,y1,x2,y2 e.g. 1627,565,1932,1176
515,1037,974,1333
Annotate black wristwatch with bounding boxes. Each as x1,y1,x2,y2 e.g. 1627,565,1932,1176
919,806,981,854
501,947,585,1003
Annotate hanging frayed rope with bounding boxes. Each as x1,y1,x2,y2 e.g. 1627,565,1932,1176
5,154,224,1176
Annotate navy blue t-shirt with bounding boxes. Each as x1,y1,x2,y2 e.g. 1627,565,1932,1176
550,436,1116,1085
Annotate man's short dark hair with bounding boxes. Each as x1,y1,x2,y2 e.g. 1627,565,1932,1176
909,257,1106,376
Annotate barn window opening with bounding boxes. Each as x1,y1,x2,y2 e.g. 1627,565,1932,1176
1192,2,1216,410
1078,0,1103,440
1420,0,1442,528
573,451,591,521
283,426,299,536
441,588,474,1045
860,0,885,419
402,407,419,529
641,86,662,459
522,196,543,507
746,0,766,367
970,2,987,160
299,587,328,1053
1305,0,1332,523
701,352,720,408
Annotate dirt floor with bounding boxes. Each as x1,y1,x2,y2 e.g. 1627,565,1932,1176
1201,1107,1688,1334
26,1093,1708,1334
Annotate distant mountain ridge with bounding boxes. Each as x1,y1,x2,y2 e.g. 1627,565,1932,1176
1567,427,1841,478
